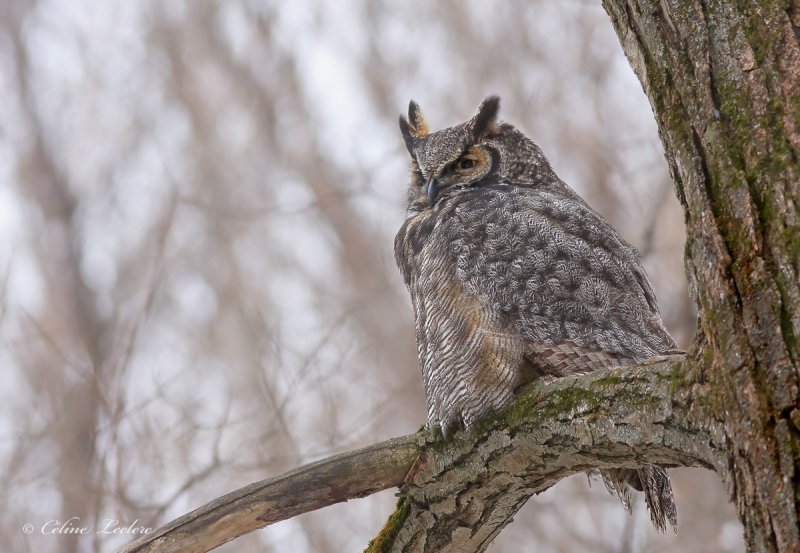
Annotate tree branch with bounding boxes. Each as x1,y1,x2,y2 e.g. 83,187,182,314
116,434,422,553
119,356,715,553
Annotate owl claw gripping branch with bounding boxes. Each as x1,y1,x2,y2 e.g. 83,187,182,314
394,96,679,532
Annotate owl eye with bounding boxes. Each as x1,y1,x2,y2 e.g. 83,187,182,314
458,159,476,170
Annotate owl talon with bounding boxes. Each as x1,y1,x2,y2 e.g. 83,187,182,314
427,418,462,440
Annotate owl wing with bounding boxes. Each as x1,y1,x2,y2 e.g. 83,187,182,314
447,183,677,375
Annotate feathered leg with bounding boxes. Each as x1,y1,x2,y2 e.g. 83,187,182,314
600,466,677,532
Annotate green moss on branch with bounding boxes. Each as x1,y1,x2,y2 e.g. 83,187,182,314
365,497,410,553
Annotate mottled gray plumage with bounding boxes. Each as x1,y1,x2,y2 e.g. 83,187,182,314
394,97,678,531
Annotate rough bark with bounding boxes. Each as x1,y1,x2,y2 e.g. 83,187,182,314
601,1,800,551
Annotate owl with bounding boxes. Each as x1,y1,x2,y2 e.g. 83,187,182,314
394,96,678,532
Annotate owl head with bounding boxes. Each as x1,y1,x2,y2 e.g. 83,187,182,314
399,96,555,213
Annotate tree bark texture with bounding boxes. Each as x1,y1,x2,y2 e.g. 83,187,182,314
602,1,800,551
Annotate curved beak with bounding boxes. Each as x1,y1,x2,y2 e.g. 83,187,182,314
426,177,438,203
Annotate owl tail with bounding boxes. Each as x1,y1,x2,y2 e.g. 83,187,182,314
599,466,678,533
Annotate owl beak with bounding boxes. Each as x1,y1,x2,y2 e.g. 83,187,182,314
426,177,438,202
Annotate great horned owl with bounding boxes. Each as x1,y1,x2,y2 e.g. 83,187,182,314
394,96,678,531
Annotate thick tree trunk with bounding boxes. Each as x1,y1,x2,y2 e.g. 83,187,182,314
602,1,800,551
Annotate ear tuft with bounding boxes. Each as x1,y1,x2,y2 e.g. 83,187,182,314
399,114,416,156
408,100,430,137
399,100,430,156
470,96,500,140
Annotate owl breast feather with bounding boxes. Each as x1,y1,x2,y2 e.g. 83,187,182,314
396,183,676,364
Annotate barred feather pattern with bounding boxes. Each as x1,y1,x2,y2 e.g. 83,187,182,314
394,97,678,531
601,466,678,532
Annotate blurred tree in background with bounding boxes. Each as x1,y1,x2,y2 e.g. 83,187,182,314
0,1,742,552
